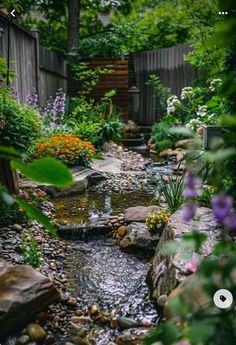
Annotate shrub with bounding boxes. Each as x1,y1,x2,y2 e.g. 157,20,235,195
158,139,174,152
97,116,123,143
151,120,180,152
0,89,42,153
32,134,95,167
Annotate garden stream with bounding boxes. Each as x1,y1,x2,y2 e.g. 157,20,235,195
53,147,172,344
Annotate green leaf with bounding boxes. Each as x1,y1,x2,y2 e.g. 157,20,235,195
183,231,207,252
0,145,21,158
188,319,215,343
11,157,73,188
16,198,57,237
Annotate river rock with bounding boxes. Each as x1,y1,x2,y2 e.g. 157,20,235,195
120,222,159,258
0,259,60,337
27,324,46,342
117,226,128,237
16,335,30,345
124,206,159,223
147,207,221,302
115,328,151,345
175,139,194,148
117,317,140,330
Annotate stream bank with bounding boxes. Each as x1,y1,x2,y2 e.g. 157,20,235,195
1,142,175,345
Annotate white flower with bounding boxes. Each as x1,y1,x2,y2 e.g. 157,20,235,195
209,78,222,92
196,105,208,117
181,86,193,100
166,95,180,114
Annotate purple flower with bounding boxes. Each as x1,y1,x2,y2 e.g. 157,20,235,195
183,172,201,198
41,89,66,126
182,203,197,222
211,195,233,223
223,212,236,230
11,89,20,103
176,342,191,345
26,87,39,108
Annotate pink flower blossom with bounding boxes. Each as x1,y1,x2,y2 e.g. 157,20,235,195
185,260,199,273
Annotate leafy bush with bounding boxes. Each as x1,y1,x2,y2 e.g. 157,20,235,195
0,90,42,153
72,26,128,60
32,134,95,167
151,121,180,152
0,184,25,227
158,139,175,152
97,116,123,143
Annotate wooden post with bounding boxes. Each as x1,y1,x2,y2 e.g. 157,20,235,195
0,160,19,194
31,28,40,104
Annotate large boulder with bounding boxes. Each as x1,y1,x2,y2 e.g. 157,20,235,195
0,259,60,337
147,207,221,302
164,274,212,319
120,222,159,258
124,206,159,223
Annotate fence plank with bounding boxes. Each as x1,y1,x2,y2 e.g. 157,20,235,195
131,44,196,125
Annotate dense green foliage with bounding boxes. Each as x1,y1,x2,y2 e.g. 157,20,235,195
0,89,42,153
151,119,182,152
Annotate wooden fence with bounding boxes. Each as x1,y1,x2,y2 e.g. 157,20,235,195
87,59,129,120
131,45,197,125
0,13,67,106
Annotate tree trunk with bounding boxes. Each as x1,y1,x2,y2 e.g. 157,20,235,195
67,0,80,97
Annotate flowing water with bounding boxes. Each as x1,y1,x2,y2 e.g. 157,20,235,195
54,148,172,343
64,238,157,343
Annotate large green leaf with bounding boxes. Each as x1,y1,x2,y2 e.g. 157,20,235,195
16,198,57,237
0,145,21,158
11,157,73,188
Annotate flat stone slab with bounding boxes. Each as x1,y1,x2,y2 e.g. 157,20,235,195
20,167,105,197
91,155,123,174
124,206,159,223
0,259,60,337
147,207,222,302
120,222,160,258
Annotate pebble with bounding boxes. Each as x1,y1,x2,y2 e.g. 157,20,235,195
12,224,23,232
27,323,46,342
117,226,127,238
70,316,93,324
16,334,30,345
157,295,168,307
